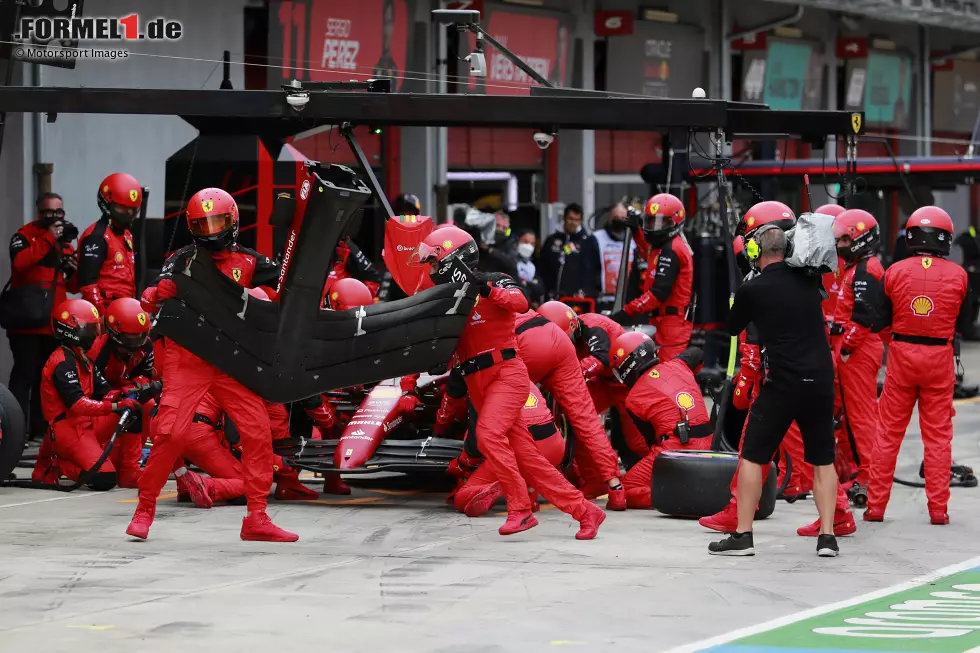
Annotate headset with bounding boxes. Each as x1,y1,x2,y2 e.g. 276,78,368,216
744,223,791,261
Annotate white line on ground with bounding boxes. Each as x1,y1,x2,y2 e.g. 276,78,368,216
662,553,980,653
0,488,123,510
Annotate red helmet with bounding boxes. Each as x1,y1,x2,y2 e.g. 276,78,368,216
98,172,142,228
815,204,846,217
105,298,151,352
733,235,745,256
642,193,686,247
833,209,880,261
411,226,478,286
328,278,373,310
906,206,954,256
537,301,580,339
53,298,103,351
186,188,239,250
741,201,796,238
609,331,659,387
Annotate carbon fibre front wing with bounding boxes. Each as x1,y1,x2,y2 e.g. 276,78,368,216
272,436,463,475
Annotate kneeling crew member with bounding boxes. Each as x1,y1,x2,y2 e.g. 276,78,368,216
710,222,840,558
866,207,968,525
610,333,712,509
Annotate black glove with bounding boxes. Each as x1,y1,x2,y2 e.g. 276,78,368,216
609,310,631,326
133,380,163,403
61,253,78,278
59,220,79,244
467,269,493,297
299,394,324,410
626,207,643,231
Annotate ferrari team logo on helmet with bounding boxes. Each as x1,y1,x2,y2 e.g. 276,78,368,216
922,257,933,270
232,269,242,282
90,306,100,319
129,189,139,203
137,312,148,326
648,203,660,216
911,295,935,316
202,199,214,213
675,392,695,410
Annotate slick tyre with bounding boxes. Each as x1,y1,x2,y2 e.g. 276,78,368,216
650,450,777,519
0,382,26,482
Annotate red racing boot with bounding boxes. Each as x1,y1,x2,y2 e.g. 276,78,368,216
796,510,857,537
606,486,627,511
322,474,352,495
699,502,738,533
126,500,156,540
176,470,213,509
863,507,885,522
930,511,950,525
499,510,538,536
464,482,502,517
575,503,606,540
240,511,299,542
274,469,319,501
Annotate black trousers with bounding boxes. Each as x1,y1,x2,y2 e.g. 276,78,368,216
741,379,835,467
7,332,58,438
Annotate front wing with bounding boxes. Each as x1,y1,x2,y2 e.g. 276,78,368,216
273,436,463,475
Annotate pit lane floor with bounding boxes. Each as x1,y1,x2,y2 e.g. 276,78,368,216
3,351,980,653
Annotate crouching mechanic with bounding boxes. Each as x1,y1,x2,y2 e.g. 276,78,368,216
37,299,144,488
413,226,605,538
513,305,625,509
866,207,968,525
447,378,565,516
609,194,694,360
127,187,296,543
608,333,712,508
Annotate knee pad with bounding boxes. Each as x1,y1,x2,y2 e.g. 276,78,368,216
86,471,118,491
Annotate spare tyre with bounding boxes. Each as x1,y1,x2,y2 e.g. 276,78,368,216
0,382,26,482
650,450,777,519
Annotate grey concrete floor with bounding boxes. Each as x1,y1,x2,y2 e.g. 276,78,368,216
3,348,980,653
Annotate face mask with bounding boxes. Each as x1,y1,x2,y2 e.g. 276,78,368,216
494,229,508,244
607,221,626,236
517,243,535,259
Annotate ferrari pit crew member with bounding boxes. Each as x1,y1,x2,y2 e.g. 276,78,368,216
127,187,297,543
538,301,646,464
710,223,840,558
830,209,885,500
77,173,142,312
320,236,383,308
514,305,626,509
866,207,968,526
815,204,847,329
413,226,605,538
35,299,143,489
610,334,712,509
610,194,694,360
449,382,566,516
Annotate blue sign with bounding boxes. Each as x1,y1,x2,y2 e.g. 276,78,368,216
764,41,813,110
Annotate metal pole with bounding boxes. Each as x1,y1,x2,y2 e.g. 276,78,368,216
435,18,448,222
472,24,556,89
341,123,395,218
136,187,150,293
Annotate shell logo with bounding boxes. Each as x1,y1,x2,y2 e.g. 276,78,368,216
746,216,755,227
615,348,624,358
442,240,453,249
102,184,109,193
921,257,933,270
137,312,147,326
114,252,123,263
856,221,865,232
60,311,69,320
331,291,339,301
565,311,574,320
675,392,695,410
911,295,935,317
129,189,139,203
524,394,538,408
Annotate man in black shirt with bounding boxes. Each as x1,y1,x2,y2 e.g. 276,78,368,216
710,225,840,558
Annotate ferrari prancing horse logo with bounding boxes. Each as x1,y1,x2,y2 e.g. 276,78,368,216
851,113,862,134
129,189,139,203
202,200,214,213
232,268,242,282
921,257,933,270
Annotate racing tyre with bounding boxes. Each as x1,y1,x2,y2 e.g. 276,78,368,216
0,382,26,482
650,450,777,519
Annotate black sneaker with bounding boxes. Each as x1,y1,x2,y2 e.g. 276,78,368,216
817,533,839,557
708,531,755,556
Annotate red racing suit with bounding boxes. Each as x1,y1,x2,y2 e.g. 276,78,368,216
622,233,694,360
868,255,968,515
621,352,712,508
454,273,589,519
451,383,565,512
8,221,78,335
515,310,621,487
138,243,280,512
831,255,885,487
36,346,145,486
77,217,136,312
167,392,247,502
319,238,382,308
